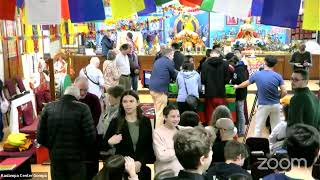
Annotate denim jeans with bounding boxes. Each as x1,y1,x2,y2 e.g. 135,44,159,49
236,100,246,135
131,75,138,91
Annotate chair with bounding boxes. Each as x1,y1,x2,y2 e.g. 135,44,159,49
312,164,320,179
15,76,29,94
246,137,270,155
245,137,270,169
4,79,17,97
251,161,274,180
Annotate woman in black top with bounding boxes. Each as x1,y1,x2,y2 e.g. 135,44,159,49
104,90,155,180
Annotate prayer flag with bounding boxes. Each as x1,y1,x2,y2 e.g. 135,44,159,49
180,0,203,7
302,0,320,30
0,0,16,20
200,0,215,12
154,0,172,6
261,0,301,28
16,0,24,8
61,0,70,19
201,0,252,18
212,0,252,18
251,0,263,16
138,0,156,16
68,0,105,23
25,0,61,25
110,0,145,20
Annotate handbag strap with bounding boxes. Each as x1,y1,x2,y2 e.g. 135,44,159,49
182,76,189,95
83,67,99,86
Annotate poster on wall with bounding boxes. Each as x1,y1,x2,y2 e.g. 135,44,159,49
164,11,210,47
5,21,17,58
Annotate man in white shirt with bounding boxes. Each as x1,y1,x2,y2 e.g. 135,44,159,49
115,44,131,90
79,57,105,99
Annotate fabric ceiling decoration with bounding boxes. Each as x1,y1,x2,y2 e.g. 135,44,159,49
154,0,172,6
179,0,203,7
251,0,264,16
25,0,61,25
61,0,70,20
302,0,320,30
200,0,252,18
138,0,157,16
0,0,16,21
16,0,24,8
200,0,215,12
68,0,106,23
110,0,145,20
213,0,253,18
261,0,301,28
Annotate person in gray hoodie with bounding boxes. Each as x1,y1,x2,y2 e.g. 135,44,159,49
176,61,201,114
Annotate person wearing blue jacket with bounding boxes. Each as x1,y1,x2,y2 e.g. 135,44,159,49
176,61,201,114
149,48,178,127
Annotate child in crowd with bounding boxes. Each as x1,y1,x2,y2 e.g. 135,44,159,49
153,105,183,176
228,54,249,137
179,111,201,127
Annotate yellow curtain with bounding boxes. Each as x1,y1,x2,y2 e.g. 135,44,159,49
75,23,89,33
302,0,320,30
60,19,75,45
23,8,42,53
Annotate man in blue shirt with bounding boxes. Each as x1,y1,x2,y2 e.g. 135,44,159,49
149,48,178,127
235,55,287,137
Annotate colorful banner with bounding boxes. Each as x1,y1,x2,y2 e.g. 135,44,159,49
61,0,70,19
0,0,16,20
155,0,172,6
200,0,252,18
179,0,202,7
302,0,320,30
251,0,264,16
110,0,145,20
261,0,301,28
213,0,252,18
25,0,61,25
138,0,157,16
68,0,105,23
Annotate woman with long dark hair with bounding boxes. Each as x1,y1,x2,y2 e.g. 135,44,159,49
94,155,138,180
103,90,155,180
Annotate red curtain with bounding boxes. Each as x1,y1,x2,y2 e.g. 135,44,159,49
0,0,16,20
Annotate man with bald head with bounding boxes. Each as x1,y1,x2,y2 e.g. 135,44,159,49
79,57,105,99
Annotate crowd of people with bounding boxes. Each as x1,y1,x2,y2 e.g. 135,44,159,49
35,41,320,180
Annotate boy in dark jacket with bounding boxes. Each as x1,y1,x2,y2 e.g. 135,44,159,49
229,55,249,136
201,49,230,125
206,141,252,180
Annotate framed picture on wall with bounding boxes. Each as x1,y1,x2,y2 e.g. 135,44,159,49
5,21,18,58
226,16,238,25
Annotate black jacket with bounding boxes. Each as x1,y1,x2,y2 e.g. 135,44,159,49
165,170,206,180
231,62,249,101
173,51,185,70
201,57,230,98
103,116,155,165
206,162,252,180
37,95,96,161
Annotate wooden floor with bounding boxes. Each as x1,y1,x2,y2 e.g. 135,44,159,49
1,80,319,179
